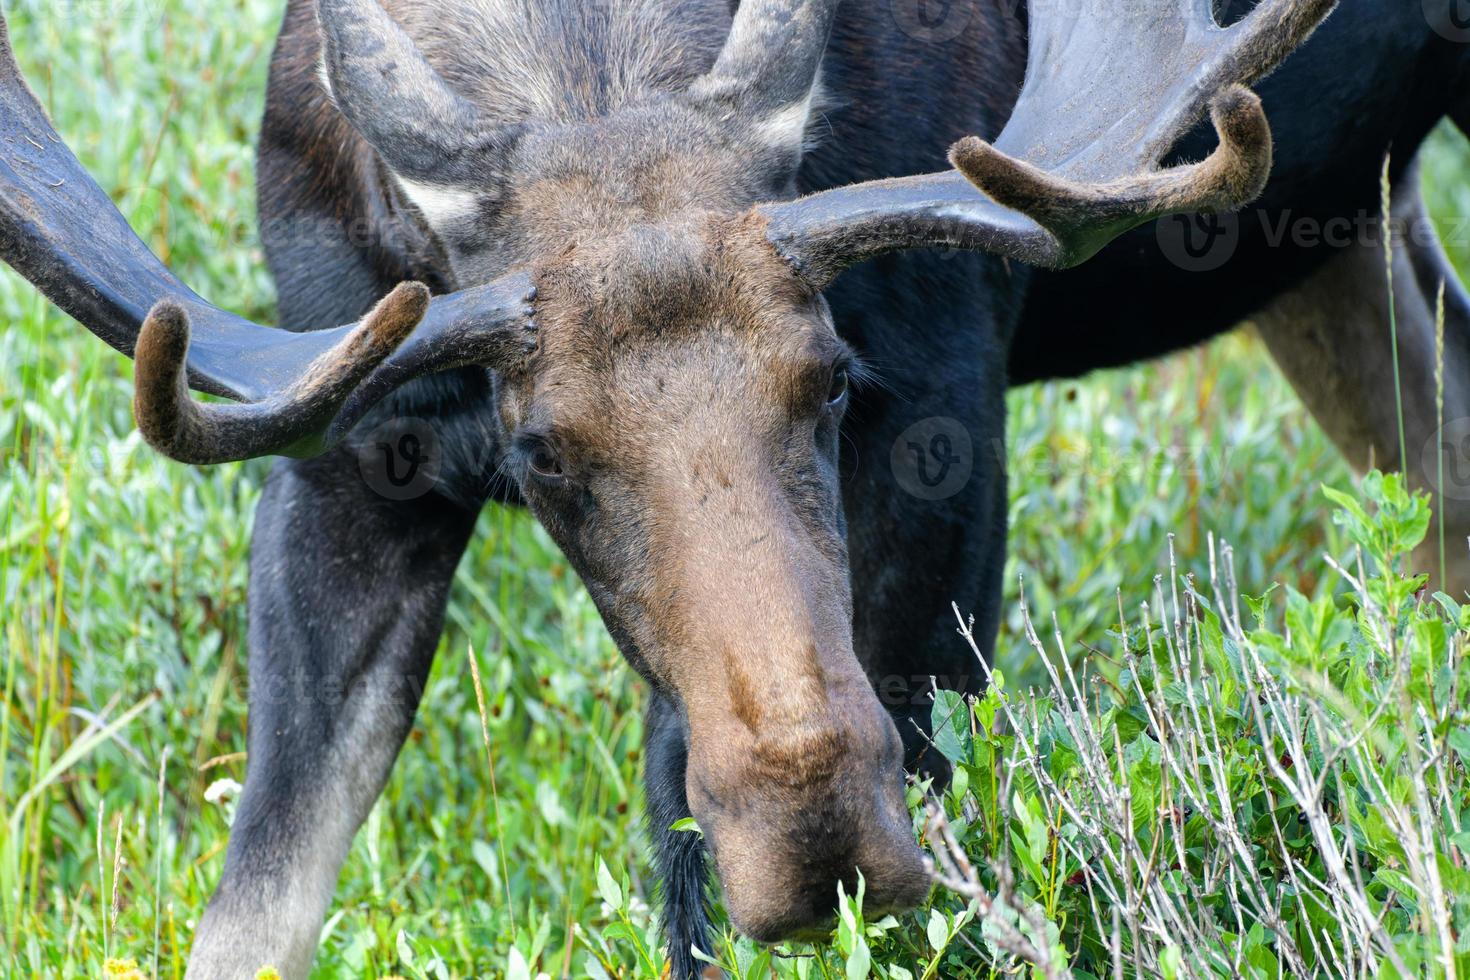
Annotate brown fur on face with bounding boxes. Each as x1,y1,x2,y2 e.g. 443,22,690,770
492,212,929,937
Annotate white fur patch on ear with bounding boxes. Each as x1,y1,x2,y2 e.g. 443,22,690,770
392,175,482,228
753,76,824,154
316,53,335,102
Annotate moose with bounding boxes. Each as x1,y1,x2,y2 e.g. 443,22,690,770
2,0,1468,976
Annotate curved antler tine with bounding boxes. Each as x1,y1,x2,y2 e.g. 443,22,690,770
135,283,428,465
1220,0,1340,88
691,0,838,152
954,86,1271,264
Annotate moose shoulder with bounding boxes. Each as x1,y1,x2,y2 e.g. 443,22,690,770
1,0,1466,977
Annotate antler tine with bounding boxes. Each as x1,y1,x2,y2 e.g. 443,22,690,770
134,284,427,465
1200,0,1340,90
759,0,1337,284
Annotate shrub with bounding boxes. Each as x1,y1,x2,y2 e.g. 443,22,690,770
917,471,1470,979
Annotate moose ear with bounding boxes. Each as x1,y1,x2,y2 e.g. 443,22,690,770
688,0,838,157
317,0,510,186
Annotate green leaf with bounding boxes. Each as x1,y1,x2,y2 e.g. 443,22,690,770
845,935,872,980
535,780,570,828
926,908,949,953
1448,727,1470,770
396,930,416,969
1159,944,1183,980
1322,484,1369,527
931,689,972,764
505,947,531,980
596,858,623,910
742,948,773,980
1372,867,1420,905
949,762,970,801
471,840,501,890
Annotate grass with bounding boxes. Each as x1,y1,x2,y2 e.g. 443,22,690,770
1,2,1468,977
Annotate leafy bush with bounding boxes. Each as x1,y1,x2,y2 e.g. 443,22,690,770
893,472,1470,979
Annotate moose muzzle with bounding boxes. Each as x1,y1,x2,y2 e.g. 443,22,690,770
655,462,931,941
684,678,931,941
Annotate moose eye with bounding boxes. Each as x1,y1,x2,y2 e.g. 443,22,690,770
525,439,564,479
827,368,850,407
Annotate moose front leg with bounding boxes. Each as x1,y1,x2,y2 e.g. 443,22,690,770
186,436,482,980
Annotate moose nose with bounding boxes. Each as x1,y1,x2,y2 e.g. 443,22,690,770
716,784,932,943
695,717,933,946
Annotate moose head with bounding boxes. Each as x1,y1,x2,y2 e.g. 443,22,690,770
0,0,1334,942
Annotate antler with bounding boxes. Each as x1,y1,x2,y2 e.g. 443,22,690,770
760,0,1338,286
0,13,535,465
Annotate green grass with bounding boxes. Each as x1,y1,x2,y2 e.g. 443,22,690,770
1,3,1467,977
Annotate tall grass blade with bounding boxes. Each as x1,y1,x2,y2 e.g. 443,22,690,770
467,643,517,939
1382,155,1409,476
1436,279,1447,589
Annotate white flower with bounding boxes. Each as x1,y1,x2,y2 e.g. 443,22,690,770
204,778,243,804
